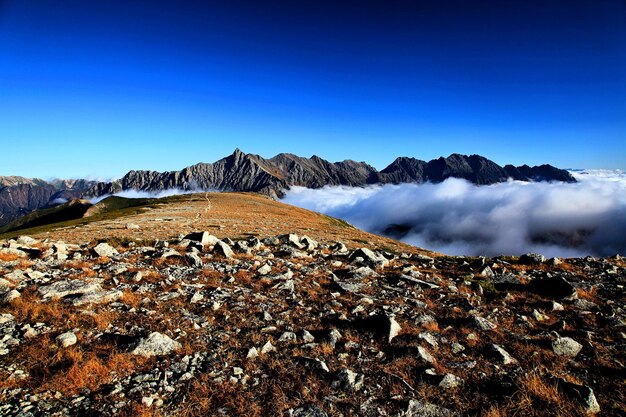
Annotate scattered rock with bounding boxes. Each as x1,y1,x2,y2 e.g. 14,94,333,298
552,336,583,358
93,243,118,257
349,248,389,267
213,240,234,258
331,368,363,391
487,344,517,365
528,277,577,300
56,331,78,348
556,378,600,414
472,316,497,331
132,332,182,357
354,313,402,342
438,373,463,389
519,253,546,265
0,289,20,304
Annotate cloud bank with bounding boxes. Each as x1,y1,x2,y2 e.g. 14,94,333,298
89,189,199,204
282,170,626,258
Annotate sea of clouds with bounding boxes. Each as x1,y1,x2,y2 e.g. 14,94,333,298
88,189,198,204
282,170,626,258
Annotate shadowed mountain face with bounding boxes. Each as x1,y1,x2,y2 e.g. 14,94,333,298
0,177,98,226
0,149,576,226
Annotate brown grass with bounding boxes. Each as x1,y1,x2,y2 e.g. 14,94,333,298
6,291,67,323
489,372,587,417
121,289,142,308
0,252,21,262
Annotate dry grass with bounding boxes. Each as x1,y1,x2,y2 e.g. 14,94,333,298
488,372,587,417
6,291,67,323
121,289,142,308
0,252,21,262
576,286,598,302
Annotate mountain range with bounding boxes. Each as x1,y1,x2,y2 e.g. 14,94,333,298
0,149,576,227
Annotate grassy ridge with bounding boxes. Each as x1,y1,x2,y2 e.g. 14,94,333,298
0,196,163,240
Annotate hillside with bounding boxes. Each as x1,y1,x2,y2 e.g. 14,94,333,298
0,192,623,416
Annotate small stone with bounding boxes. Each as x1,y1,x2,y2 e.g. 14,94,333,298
213,241,234,258
257,264,272,275
331,368,362,391
246,347,259,359
185,252,203,268
354,313,401,342
488,344,517,365
301,330,315,343
439,373,463,389
93,243,118,257
296,357,330,374
0,313,15,325
189,292,204,304
556,378,600,414
0,289,20,304
472,316,497,331
278,331,297,343
550,301,565,311
417,346,435,364
261,341,276,354
349,248,389,267
125,223,140,230
56,331,78,348
552,337,583,358
529,277,577,300
132,332,181,357
532,309,549,322
184,231,219,246
519,253,546,265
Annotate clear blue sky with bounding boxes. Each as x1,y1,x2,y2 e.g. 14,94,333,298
1,0,625,179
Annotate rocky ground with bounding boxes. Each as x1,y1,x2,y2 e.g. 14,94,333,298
0,229,624,417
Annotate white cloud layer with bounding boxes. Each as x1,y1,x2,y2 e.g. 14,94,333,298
282,170,626,258
89,189,197,204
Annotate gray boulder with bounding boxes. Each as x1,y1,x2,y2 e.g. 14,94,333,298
519,253,546,265
487,344,517,365
556,378,600,414
132,332,182,357
528,277,577,300
56,331,78,348
184,231,219,246
213,240,234,258
93,242,118,257
552,336,583,358
349,248,389,267
38,280,102,299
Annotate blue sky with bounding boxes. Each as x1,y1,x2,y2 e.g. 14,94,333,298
1,0,625,179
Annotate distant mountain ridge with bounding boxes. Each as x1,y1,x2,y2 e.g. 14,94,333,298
0,149,576,226
86,149,576,198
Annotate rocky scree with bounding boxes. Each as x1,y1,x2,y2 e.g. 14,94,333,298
0,234,624,416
